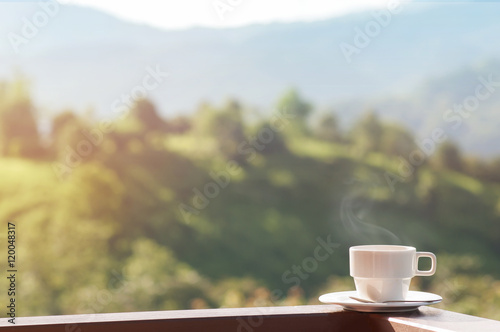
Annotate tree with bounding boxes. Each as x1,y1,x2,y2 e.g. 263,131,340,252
195,99,247,161
463,156,489,180
168,115,192,134
433,141,463,172
0,79,42,158
116,238,210,311
130,99,168,132
252,121,288,156
350,110,383,154
275,88,312,134
315,112,342,142
50,111,88,160
486,157,500,182
379,124,417,158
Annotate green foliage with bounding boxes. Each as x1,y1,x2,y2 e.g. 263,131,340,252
433,140,464,172
275,88,312,135
129,99,169,132
349,111,383,155
116,238,209,311
314,113,342,142
379,123,417,158
0,79,42,158
192,99,246,161
1,84,500,320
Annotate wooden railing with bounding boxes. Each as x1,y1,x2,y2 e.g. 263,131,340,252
2,305,500,331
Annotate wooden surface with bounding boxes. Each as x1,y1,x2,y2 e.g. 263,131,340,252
1,305,500,331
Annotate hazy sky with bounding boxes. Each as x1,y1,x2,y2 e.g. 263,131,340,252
63,0,390,30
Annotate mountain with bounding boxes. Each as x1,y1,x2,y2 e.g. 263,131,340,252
337,59,500,156
1,2,500,154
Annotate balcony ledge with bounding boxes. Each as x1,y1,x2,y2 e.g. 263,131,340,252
2,305,500,331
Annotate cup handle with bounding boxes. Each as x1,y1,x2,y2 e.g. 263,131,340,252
415,252,437,276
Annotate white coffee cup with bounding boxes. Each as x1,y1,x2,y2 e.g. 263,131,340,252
350,245,436,302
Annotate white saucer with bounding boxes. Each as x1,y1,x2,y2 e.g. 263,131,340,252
319,291,442,313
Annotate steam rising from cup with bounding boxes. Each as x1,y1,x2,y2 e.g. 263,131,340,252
340,178,400,244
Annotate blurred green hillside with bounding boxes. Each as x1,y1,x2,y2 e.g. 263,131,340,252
1,81,500,319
